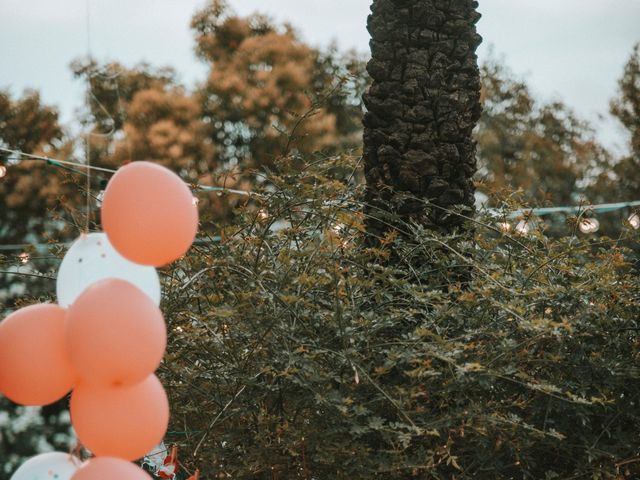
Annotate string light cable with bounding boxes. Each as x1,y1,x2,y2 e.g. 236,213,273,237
0,146,254,197
0,146,638,255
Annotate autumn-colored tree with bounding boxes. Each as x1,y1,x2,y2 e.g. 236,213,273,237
71,5,366,220
191,0,365,171
70,60,233,217
0,90,77,244
70,60,216,179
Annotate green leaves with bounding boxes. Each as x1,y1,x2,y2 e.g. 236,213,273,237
160,153,640,478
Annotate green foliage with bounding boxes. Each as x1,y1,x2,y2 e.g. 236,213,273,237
0,398,74,477
160,153,640,479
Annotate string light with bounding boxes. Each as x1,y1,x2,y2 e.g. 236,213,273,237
0,147,255,197
579,218,599,234
96,190,105,208
498,222,511,233
19,252,30,264
257,208,269,221
515,220,531,235
0,146,639,246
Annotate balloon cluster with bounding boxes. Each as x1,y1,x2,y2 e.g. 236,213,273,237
0,162,198,479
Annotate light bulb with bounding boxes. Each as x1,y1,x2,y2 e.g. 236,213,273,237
257,208,269,220
579,218,599,234
498,222,511,233
331,223,345,235
515,220,530,235
628,213,640,230
19,252,29,264
0,165,7,178
95,190,105,207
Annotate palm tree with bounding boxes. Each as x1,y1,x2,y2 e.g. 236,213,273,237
363,0,482,240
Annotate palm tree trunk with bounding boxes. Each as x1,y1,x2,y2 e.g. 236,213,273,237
363,0,482,241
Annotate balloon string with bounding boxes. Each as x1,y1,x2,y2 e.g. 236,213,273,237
84,0,92,234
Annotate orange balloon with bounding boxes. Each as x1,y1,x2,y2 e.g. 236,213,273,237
71,457,152,480
0,304,75,405
65,278,166,387
101,161,198,266
70,374,169,461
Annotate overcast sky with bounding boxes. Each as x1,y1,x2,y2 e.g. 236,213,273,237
1,0,639,153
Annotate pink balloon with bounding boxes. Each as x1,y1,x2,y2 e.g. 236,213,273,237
70,375,169,461
0,304,75,405
65,278,166,387
101,161,198,266
71,457,152,480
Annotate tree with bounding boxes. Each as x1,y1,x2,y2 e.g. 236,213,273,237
191,0,366,172
0,91,77,480
476,59,608,208
0,90,77,245
71,60,234,219
611,43,640,157
70,5,367,221
362,0,482,239
590,43,640,204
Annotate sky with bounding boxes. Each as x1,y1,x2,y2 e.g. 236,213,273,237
0,0,639,154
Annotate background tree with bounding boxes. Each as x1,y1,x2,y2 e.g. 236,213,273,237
476,59,609,207
0,91,77,478
0,90,77,245
191,0,366,172
590,43,640,204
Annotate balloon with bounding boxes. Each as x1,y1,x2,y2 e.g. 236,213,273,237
101,161,198,266
10,452,81,480
65,278,166,387
0,304,75,405
71,457,151,480
70,375,169,461
57,232,161,308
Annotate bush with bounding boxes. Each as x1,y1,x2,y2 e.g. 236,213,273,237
160,153,640,479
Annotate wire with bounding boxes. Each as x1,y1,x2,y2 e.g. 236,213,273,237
508,201,640,218
0,146,254,196
0,237,222,252
0,147,115,173
1,148,638,239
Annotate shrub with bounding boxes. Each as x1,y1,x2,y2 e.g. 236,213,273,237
160,153,640,479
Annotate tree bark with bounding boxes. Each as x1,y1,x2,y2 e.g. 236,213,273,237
363,0,482,241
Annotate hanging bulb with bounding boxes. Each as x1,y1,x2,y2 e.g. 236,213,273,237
515,220,530,235
498,222,511,233
95,190,105,208
331,223,345,235
579,218,599,234
257,208,269,221
19,252,29,264
0,165,7,178
628,213,640,230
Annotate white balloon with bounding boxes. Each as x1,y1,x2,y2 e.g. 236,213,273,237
10,452,81,480
57,232,161,307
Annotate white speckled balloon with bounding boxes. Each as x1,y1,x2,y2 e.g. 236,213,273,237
10,452,81,480
56,232,161,308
